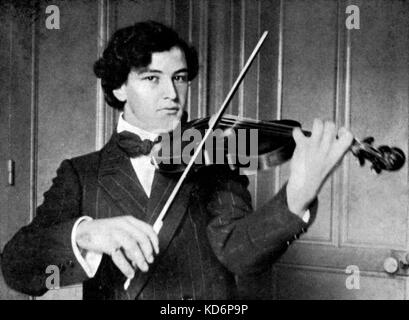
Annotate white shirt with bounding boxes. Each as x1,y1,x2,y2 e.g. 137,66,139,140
71,113,158,277
116,113,158,197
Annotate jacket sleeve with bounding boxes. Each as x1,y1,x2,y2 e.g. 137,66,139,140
1,159,89,296
205,166,318,276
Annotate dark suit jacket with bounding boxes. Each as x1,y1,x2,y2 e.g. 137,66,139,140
1,132,317,300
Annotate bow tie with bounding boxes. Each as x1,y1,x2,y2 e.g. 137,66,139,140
117,131,160,157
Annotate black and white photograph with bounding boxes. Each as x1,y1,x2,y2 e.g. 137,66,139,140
0,0,408,302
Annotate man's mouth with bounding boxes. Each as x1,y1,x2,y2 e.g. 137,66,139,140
160,107,180,113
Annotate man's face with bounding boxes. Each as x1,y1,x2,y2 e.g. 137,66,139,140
116,46,188,133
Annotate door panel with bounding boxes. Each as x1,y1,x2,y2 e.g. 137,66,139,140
281,0,339,244
346,0,408,248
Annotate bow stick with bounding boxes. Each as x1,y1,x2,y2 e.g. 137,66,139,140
124,30,268,290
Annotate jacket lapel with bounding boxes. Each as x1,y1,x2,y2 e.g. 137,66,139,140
145,171,178,223
124,170,196,300
97,133,149,220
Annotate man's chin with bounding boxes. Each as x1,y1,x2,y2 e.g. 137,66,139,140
154,115,182,133
167,117,182,132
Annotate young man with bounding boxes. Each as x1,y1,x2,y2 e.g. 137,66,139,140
1,21,353,300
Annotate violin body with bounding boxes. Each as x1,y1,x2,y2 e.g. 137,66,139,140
151,114,406,174
152,115,299,173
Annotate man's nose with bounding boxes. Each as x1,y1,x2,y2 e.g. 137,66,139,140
162,78,178,100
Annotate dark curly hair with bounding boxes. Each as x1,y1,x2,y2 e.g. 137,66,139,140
94,21,199,110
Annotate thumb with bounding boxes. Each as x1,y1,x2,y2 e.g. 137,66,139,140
292,127,306,145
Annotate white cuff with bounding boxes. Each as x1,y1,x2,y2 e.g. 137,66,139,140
71,216,103,278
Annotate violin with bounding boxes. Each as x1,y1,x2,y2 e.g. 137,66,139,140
152,114,406,174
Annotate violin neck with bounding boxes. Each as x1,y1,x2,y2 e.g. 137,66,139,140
301,129,359,147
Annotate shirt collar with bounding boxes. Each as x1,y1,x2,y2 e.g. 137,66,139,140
117,112,158,142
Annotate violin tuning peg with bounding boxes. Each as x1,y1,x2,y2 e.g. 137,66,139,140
354,151,366,167
362,137,375,145
370,165,381,175
358,156,366,167
378,145,392,154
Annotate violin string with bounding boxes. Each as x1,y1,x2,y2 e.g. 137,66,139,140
221,118,297,131
196,117,386,163
220,118,385,162
218,118,306,136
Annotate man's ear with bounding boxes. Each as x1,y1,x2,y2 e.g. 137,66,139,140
113,84,127,102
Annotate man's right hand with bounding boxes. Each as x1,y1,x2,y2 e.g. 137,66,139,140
75,216,159,280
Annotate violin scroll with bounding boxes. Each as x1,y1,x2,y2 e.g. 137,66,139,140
351,136,406,174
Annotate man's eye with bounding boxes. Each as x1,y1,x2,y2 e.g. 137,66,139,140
173,75,188,83
144,76,158,82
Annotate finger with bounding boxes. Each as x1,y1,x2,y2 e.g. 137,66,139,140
329,127,354,162
111,248,135,279
130,232,154,265
125,246,150,273
115,233,151,271
311,119,324,146
125,217,160,255
292,127,306,146
118,224,155,263
320,121,336,154
131,245,150,272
